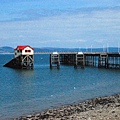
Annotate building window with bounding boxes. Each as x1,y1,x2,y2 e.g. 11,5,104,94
25,50,31,52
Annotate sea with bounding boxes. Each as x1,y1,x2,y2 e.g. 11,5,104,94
0,54,120,119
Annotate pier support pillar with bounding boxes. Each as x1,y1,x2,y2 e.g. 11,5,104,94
50,52,60,69
74,52,85,69
21,55,34,69
108,53,120,69
98,53,108,68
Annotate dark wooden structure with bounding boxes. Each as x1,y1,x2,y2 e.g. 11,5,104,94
50,52,60,69
3,50,120,70
3,55,34,69
49,52,120,69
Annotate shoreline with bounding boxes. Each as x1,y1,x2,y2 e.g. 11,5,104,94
14,93,120,120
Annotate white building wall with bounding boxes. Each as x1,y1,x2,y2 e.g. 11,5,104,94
22,47,34,55
14,46,34,58
14,49,22,58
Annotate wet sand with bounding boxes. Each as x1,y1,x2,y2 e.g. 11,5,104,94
15,93,120,120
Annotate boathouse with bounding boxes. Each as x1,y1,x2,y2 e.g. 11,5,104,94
4,45,34,69
14,45,34,58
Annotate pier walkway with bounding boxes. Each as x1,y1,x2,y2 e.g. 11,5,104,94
35,52,120,69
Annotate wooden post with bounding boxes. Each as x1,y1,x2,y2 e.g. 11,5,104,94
50,54,52,69
98,53,108,68
21,55,34,69
74,54,78,68
50,52,60,69
74,52,84,69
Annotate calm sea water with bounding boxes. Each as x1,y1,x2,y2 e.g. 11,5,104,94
0,54,120,119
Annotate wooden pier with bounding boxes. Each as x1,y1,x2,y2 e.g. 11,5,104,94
44,52,120,69
4,49,120,69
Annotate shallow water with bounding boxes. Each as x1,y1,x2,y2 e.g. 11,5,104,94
0,54,120,119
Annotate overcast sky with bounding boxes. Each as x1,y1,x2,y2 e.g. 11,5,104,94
0,0,120,48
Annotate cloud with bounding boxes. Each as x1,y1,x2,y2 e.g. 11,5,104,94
0,7,120,47
63,39,87,43
0,0,120,23
94,39,104,43
38,40,60,44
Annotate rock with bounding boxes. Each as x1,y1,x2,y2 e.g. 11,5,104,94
14,93,120,120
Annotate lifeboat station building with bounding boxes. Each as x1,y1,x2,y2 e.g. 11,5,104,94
14,45,34,69
4,45,34,69
14,45,34,58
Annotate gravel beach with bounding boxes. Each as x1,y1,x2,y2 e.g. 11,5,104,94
15,93,120,120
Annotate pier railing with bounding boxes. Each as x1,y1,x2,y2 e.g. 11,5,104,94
35,51,120,55
35,52,120,69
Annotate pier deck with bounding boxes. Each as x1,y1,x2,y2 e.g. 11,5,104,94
36,52,120,69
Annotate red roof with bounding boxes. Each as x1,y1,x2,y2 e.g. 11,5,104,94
14,45,34,50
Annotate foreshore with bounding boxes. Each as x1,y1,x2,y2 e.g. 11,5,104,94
15,93,120,120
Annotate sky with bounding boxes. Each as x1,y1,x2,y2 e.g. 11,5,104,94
0,0,120,48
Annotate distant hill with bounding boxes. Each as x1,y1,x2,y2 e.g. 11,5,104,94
0,46,14,53
0,46,119,53
34,47,119,53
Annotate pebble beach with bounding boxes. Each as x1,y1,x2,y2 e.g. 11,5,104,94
14,93,120,120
